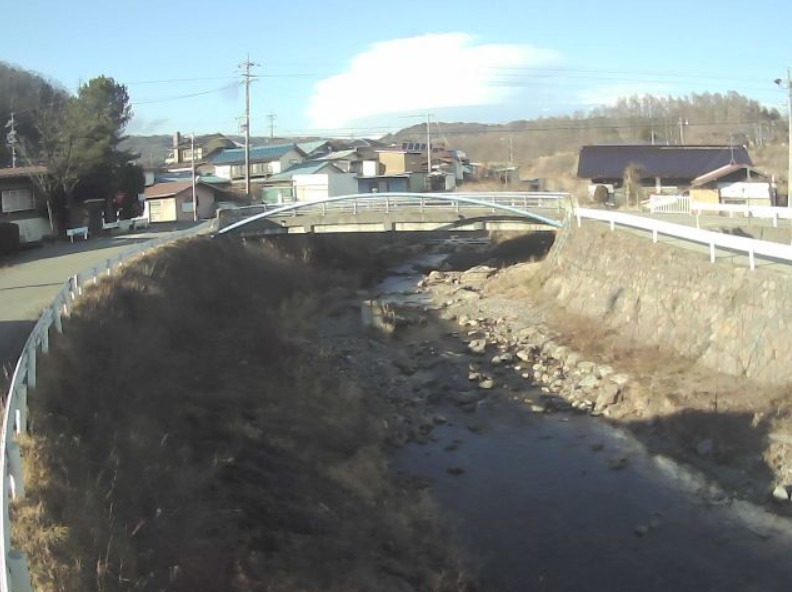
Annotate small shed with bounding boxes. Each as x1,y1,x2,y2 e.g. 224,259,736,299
143,180,219,222
689,164,775,206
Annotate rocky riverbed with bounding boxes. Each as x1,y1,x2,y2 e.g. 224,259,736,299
314,236,792,590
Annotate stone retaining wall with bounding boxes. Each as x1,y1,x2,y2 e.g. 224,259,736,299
539,222,792,386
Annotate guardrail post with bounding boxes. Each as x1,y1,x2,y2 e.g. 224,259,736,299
709,242,716,263
652,228,658,243
385,197,390,213
7,550,32,592
609,219,615,231
25,345,36,390
6,444,24,500
53,296,63,333
773,212,779,228
749,248,756,270
41,317,49,354
13,385,27,436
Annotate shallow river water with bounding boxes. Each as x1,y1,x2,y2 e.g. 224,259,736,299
381,251,792,592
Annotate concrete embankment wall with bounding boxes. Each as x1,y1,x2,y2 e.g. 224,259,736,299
539,222,792,386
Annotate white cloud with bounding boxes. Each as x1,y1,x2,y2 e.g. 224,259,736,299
306,33,561,129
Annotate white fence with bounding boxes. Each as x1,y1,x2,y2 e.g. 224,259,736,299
575,207,792,270
0,224,208,592
648,194,691,214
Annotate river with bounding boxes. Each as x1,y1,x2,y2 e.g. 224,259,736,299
378,246,792,592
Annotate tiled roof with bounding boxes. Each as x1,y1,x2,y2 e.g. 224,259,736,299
577,145,752,180
211,143,300,165
0,165,47,179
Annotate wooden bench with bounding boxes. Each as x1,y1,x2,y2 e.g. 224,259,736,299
66,227,89,242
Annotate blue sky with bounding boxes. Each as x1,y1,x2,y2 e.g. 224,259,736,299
3,0,790,138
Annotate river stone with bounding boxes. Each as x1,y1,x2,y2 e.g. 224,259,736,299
478,379,495,390
609,373,631,386
772,485,790,502
597,364,615,378
577,361,597,374
595,383,621,409
468,339,488,354
578,374,600,391
516,348,534,363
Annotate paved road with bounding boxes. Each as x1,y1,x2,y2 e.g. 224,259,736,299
0,224,202,375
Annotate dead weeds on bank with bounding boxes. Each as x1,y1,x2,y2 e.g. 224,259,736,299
14,237,468,592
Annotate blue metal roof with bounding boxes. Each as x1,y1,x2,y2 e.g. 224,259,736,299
211,143,297,165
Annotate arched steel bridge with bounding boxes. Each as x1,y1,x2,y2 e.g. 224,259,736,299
215,192,572,237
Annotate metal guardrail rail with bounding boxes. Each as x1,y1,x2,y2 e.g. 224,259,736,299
690,202,792,227
576,207,792,270
0,224,208,592
217,192,572,235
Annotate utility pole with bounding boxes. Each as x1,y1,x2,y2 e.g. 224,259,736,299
239,56,258,197
5,112,17,168
267,113,276,141
191,132,197,222
775,69,792,207
426,113,432,191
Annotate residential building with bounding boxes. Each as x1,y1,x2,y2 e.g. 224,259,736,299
265,161,357,202
142,180,220,222
211,143,305,182
376,148,426,175
577,144,753,196
358,173,427,194
0,165,51,243
165,132,237,166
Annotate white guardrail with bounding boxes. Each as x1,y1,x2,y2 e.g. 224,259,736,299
690,201,792,227
576,207,792,270
0,224,209,592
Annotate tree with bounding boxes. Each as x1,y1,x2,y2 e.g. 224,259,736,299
623,163,644,207
21,76,137,231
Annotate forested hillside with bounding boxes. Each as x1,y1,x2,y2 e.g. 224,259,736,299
386,92,788,192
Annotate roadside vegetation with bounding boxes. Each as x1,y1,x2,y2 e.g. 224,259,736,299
14,236,469,592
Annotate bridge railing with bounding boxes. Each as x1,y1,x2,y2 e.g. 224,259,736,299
576,207,792,270
217,191,573,235
0,224,209,592
266,192,570,217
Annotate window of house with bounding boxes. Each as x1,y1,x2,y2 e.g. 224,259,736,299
1,188,36,213
182,201,195,213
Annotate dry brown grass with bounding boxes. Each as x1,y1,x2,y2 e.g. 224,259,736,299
14,237,469,592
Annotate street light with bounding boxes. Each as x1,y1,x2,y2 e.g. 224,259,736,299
774,67,792,207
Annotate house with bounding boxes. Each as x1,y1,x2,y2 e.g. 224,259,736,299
265,161,357,202
689,164,776,206
577,144,753,195
142,180,220,222
376,148,427,175
358,173,427,194
165,132,237,166
0,166,51,243
211,143,305,183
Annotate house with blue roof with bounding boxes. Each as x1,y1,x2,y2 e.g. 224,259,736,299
211,143,306,182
